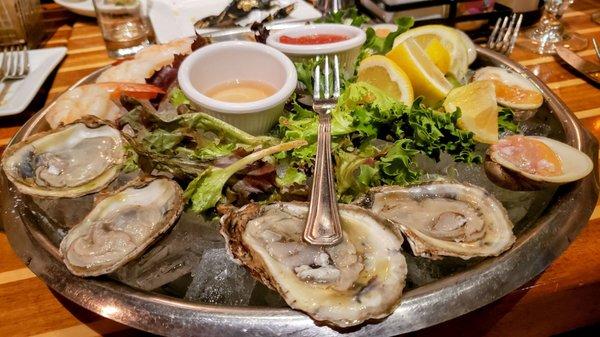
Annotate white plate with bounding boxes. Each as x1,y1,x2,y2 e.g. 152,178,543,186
149,0,322,44
54,0,96,17
0,47,68,117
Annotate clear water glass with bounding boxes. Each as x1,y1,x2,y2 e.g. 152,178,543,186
521,0,587,54
92,0,149,58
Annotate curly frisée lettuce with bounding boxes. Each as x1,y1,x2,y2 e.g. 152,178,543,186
498,107,519,134
277,82,481,201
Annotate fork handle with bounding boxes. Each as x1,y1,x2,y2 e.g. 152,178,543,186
303,112,343,246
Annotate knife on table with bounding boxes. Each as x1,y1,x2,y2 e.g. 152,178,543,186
556,46,600,86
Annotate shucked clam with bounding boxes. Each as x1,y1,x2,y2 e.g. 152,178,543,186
472,66,543,110
59,178,184,276
2,117,126,198
221,202,407,328
362,182,516,260
484,135,594,191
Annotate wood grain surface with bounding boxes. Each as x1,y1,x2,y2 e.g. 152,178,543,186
0,1,599,336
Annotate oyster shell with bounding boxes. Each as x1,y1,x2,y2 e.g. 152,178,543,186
364,182,515,260
485,135,594,191
59,178,184,276
2,117,126,198
221,202,407,328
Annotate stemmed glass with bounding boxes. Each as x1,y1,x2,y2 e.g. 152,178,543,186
521,0,587,54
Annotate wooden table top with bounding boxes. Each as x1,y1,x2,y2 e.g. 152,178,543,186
1,1,599,336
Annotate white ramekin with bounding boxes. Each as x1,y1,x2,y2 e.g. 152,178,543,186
266,24,366,76
178,41,297,135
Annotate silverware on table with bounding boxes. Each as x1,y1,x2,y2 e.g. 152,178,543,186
197,20,309,42
556,45,600,86
593,38,600,61
487,13,523,56
303,54,342,246
0,44,29,83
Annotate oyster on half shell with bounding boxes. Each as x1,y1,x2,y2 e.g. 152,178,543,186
221,202,407,328
2,117,126,198
59,178,184,276
363,182,516,260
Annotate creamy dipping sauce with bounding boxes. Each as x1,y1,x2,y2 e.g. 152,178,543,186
279,34,349,45
204,80,277,103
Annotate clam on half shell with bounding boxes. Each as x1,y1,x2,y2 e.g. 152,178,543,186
363,182,516,260
59,178,184,276
472,66,543,110
1,117,126,198
221,202,407,328
485,135,594,191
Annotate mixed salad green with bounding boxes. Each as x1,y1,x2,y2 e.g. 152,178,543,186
121,9,518,214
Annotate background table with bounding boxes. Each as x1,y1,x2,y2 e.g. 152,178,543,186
0,1,599,336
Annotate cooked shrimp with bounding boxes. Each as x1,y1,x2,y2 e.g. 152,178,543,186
45,83,164,128
96,38,193,84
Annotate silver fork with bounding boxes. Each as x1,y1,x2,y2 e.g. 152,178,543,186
593,38,600,61
303,54,342,246
0,44,30,83
487,13,524,56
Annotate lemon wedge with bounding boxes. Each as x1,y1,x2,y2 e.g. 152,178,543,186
386,39,453,106
455,29,477,65
443,80,498,144
393,25,469,80
357,55,414,106
419,37,451,74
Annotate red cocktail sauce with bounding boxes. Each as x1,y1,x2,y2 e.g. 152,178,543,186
279,34,349,45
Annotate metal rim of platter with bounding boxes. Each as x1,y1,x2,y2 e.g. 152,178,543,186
1,46,598,336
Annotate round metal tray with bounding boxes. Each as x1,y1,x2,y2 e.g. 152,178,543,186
2,47,598,336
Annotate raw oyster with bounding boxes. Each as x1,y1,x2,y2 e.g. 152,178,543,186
59,178,184,276
485,135,593,191
2,117,126,198
364,182,515,260
221,202,407,328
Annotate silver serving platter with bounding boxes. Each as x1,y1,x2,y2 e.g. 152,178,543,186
2,46,598,336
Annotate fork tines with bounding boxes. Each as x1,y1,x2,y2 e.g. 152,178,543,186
487,13,523,56
1,44,30,81
313,54,341,102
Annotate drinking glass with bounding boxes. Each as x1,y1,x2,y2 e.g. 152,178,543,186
92,0,149,58
521,0,587,54
0,0,44,48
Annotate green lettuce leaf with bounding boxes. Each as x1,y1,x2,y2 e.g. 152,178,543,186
398,98,482,163
276,167,307,188
316,7,370,26
143,129,185,153
498,107,519,133
122,144,140,173
363,17,414,55
378,139,421,185
169,88,191,107
185,140,306,213
358,17,414,64
295,58,320,94
335,149,380,202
